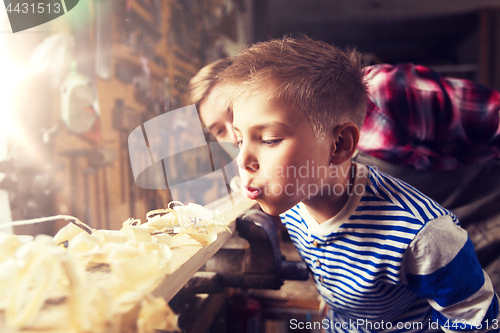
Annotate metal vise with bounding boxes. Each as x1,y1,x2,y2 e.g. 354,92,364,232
182,209,310,293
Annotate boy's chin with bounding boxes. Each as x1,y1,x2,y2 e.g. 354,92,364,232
257,200,290,216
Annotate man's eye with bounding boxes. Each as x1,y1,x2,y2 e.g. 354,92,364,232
236,140,243,147
261,139,282,146
215,128,226,136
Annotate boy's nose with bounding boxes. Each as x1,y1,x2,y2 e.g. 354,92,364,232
236,145,259,172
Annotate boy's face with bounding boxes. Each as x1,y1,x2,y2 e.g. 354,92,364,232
233,92,334,216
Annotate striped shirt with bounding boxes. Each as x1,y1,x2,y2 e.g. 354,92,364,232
280,163,499,332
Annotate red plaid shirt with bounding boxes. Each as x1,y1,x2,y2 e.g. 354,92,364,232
358,63,500,170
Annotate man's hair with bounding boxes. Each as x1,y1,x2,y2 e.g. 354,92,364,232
216,36,368,140
189,58,233,106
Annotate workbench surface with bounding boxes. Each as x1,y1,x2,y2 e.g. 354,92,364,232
153,197,257,301
0,197,256,333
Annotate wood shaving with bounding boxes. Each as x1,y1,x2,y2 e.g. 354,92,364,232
0,201,229,332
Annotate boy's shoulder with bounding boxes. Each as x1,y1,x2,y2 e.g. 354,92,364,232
361,163,457,225
281,162,457,229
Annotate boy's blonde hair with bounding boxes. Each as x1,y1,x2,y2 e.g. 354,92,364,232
216,36,368,140
189,58,233,106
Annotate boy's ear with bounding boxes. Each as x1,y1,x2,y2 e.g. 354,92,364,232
329,123,360,165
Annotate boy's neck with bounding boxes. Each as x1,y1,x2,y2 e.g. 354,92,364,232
302,160,355,224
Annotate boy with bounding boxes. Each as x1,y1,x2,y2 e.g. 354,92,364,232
216,36,500,332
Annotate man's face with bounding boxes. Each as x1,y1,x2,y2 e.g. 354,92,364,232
199,87,237,145
233,92,334,216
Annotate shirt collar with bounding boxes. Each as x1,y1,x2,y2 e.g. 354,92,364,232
298,162,369,237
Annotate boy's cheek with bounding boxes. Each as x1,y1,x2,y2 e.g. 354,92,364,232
237,171,248,184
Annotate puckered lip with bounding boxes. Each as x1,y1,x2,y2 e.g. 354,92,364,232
244,183,262,200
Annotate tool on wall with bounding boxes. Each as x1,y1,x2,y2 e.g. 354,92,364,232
95,0,113,80
115,57,172,117
59,150,90,221
133,71,153,106
88,147,117,229
116,0,165,67
112,99,143,215
158,77,173,114
0,158,62,227
173,75,189,95
136,0,162,31
115,58,142,84
128,8,162,42
59,147,116,230
102,167,111,228
82,167,95,227
60,69,102,144
169,0,204,63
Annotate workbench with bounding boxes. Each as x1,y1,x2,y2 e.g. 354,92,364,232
152,197,257,302
0,197,257,333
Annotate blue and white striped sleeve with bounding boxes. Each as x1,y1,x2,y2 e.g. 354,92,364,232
401,215,500,332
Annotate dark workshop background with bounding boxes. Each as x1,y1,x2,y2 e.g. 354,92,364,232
1,0,500,234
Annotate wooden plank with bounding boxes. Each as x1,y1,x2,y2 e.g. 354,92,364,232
0,197,256,332
152,197,256,302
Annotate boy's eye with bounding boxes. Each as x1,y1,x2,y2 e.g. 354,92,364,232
261,139,283,146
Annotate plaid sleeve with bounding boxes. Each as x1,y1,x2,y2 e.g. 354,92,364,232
358,63,500,171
